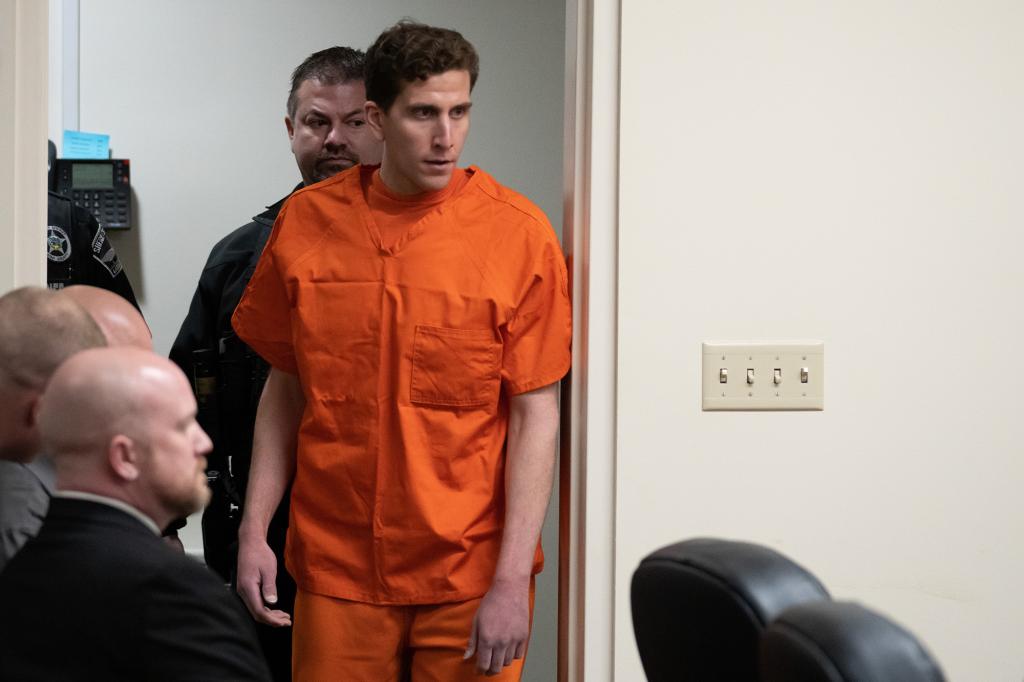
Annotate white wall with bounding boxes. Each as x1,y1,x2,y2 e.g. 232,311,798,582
75,2,564,679
616,2,1024,680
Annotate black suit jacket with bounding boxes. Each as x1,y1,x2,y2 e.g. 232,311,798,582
0,498,271,681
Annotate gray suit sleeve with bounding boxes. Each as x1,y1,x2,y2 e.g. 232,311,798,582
0,462,50,572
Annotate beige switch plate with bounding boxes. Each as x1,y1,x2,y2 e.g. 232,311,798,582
702,341,824,411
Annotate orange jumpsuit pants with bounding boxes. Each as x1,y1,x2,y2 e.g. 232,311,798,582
292,580,535,681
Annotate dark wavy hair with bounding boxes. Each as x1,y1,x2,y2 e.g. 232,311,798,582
365,21,479,112
287,46,366,118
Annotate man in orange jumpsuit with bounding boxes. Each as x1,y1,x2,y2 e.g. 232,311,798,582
233,21,571,680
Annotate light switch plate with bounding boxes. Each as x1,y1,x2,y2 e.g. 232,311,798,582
702,341,824,411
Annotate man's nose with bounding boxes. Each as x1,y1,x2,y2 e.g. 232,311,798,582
432,118,452,149
324,123,347,148
195,426,213,456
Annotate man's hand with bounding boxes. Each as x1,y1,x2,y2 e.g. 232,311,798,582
236,534,292,627
463,577,531,676
234,367,301,628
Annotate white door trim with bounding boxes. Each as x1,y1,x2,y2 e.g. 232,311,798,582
559,0,621,679
0,0,49,291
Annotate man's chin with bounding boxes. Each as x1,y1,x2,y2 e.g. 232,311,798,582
170,489,212,519
195,487,213,513
317,161,357,180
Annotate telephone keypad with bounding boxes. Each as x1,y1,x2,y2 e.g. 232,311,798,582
57,160,132,230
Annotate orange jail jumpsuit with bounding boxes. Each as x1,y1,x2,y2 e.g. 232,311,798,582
232,165,571,677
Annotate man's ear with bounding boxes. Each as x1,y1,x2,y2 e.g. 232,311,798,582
284,115,296,140
365,101,387,142
24,393,42,429
108,435,141,482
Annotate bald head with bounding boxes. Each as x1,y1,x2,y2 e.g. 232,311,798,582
38,348,212,527
61,285,151,350
0,286,106,389
38,348,167,459
0,287,106,461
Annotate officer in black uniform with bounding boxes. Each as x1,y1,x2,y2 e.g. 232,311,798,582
46,190,140,309
169,46,381,681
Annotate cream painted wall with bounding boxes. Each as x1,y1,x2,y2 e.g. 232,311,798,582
617,2,1024,680
74,2,564,679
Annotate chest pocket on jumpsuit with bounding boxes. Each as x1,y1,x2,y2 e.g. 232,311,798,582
410,325,501,408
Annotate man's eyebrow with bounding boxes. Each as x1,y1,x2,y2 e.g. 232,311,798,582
406,101,473,112
342,107,365,119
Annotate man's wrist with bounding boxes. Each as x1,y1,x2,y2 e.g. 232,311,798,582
238,518,269,542
490,572,531,589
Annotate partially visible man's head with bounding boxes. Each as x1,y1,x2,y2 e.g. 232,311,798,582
61,285,151,350
0,287,105,461
38,349,213,529
285,46,383,185
364,22,479,195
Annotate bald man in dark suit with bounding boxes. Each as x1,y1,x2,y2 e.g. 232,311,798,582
0,349,269,681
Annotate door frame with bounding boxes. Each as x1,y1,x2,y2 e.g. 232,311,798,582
559,0,620,680
0,0,48,291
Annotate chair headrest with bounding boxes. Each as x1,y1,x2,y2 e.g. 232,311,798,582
631,538,830,682
759,601,946,682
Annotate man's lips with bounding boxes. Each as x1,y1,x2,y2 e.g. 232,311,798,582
318,157,357,168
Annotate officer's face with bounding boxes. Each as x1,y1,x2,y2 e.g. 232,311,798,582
137,370,213,519
366,70,472,195
286,79,383,185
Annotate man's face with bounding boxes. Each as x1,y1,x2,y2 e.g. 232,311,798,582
137,373,213,520
367,69,472,195
286,78,382,185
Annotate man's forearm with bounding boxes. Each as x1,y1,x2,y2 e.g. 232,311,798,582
239,367,305,540
492,382,560,583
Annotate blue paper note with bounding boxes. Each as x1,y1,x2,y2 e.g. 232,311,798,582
62,130,110,159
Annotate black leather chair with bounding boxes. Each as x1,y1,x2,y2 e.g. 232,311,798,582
631,538,830,681
759,601,946,681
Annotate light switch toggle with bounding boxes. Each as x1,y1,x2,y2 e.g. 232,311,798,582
701,341,824,411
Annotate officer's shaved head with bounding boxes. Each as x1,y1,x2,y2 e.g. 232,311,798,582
0,287,106,461
39,348,213,528
61,285,151,350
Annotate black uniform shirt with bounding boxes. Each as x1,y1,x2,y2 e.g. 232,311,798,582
46,191,140,309
168,189,295,570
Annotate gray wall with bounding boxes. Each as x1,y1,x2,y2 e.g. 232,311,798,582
75,2,565,679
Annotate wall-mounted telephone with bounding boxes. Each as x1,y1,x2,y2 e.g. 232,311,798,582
52,158,133,230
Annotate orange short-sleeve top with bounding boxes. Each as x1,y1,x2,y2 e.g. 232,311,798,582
232,165,571,605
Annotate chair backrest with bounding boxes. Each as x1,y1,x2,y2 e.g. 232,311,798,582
759,601,946,682
631,538,830,682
